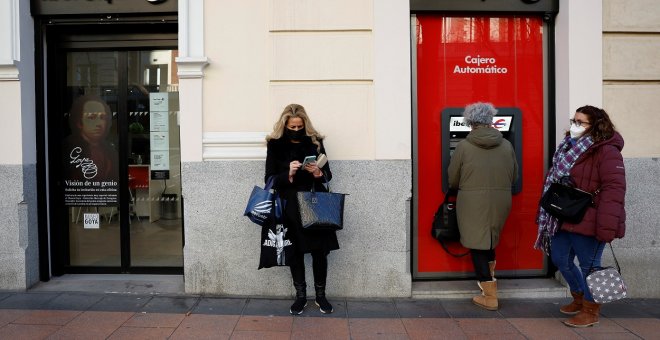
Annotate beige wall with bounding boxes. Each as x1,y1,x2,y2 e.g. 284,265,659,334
202,0,375,160
0,82,23,164
603,0,660,158
555,0,603,146
203,0,270,133
0,81,23,164
0,0,23,165
200,0,411,160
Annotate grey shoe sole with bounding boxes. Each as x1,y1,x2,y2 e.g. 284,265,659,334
563,320,598,328
289,302,307,315
315,301,333,314
559,310,580,316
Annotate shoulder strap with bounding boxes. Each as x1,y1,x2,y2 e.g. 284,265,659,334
608,243,621,273
438,238,470,257
589,242,621,273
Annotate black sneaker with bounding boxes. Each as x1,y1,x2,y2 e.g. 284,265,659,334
315,296,333,314
289,297,307,315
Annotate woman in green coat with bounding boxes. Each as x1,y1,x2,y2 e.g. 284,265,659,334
447,102,518,311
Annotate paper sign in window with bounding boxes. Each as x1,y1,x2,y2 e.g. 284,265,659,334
150,151,170,171
83,213,100,229
150,132,169,151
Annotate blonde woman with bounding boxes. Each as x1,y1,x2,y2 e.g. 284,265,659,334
265,104,337,315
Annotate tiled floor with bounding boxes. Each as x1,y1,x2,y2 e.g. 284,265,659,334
0,292,658,339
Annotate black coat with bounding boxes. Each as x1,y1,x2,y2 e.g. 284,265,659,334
265,137,339,253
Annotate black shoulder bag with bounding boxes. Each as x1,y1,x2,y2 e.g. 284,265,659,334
540,176,598,224
431,189,470,257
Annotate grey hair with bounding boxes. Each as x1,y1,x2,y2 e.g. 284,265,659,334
463,102,497,127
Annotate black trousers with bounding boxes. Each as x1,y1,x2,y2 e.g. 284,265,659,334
470,248,495,282
289,250,328,285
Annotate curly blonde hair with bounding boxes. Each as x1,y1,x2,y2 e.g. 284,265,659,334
266,104,324,151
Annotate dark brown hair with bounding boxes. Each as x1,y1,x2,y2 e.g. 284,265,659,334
570,105,616,142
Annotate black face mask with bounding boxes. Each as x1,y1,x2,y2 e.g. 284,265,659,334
284,128,306,141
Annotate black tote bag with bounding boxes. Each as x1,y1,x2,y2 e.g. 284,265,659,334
258,223,294,269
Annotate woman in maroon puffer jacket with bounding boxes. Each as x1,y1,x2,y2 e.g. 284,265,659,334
535,105,626,328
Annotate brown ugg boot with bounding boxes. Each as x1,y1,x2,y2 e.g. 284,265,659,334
473,281,498,311
560,291,584,315
563,300,600,327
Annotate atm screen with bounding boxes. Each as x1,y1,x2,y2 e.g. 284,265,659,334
448,115,514,132
447,115,514,157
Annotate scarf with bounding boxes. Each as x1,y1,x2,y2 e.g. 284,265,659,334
534,135,594,255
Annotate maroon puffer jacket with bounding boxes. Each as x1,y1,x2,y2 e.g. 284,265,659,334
560,132,626,242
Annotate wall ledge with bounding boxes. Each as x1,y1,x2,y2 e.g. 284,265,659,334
0,63,19,81
176,57,209,79
202,132,268,160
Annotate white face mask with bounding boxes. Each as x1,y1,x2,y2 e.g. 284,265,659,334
570,124,587,139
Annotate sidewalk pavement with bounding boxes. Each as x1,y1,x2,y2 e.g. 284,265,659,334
0,291,658,339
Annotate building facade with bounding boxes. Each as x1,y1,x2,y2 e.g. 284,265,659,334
0,0,658,297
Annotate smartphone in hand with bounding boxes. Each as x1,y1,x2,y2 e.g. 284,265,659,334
302,155,317,167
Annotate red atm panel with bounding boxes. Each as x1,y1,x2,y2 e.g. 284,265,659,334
415,15,545,277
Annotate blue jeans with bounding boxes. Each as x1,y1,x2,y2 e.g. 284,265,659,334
550,231,605,302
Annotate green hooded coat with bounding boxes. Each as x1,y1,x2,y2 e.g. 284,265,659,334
447,126,519,250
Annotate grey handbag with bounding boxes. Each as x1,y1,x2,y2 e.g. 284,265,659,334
586,243,627,303
297,172,347,230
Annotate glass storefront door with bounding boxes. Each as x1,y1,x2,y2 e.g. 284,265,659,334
126,50,183,268
63,51,122,267
52,47,183,273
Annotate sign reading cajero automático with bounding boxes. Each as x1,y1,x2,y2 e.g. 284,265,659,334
32,0,177,16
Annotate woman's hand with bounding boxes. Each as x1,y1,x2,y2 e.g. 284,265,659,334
289,161,302,182
304,162,323,178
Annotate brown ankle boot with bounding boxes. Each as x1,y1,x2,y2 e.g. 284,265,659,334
488,261,496,281
473,281,498,311
563,300,600,327
560,291,583,315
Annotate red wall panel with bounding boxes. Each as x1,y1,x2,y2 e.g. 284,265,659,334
415,15,545,276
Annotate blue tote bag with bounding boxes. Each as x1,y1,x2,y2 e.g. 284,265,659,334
244,176,285,227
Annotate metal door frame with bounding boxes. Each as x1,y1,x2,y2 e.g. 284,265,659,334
35,19,181,278
410,10,558,279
